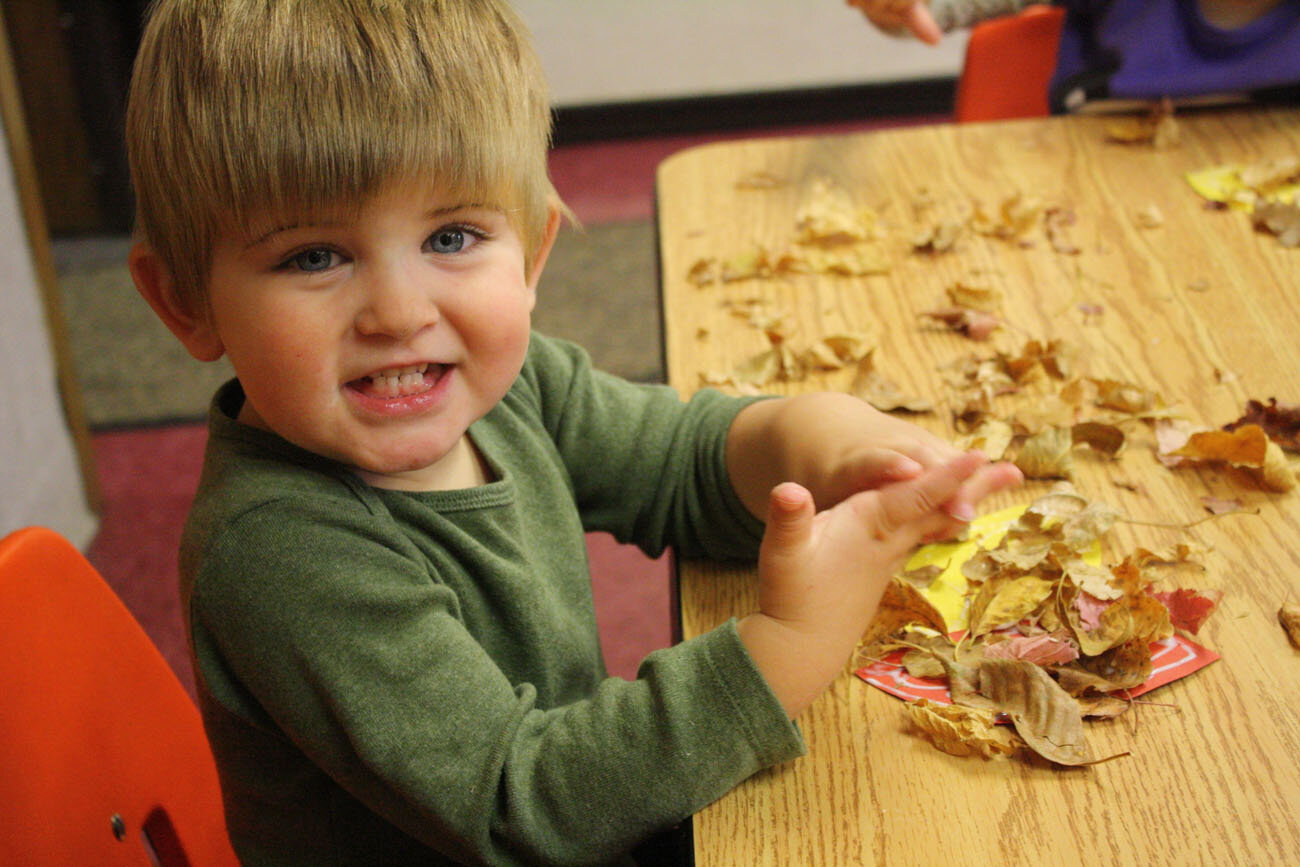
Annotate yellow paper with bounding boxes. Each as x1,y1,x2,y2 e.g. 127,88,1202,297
904,504,1102,631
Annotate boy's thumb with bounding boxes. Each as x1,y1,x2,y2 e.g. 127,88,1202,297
763,482,814,549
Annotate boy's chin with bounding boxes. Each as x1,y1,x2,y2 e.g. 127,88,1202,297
347,440,477,491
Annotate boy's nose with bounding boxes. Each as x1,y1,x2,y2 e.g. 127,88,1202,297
354,265,439,340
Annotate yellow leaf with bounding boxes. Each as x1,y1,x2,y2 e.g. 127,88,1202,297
970,576,1056,637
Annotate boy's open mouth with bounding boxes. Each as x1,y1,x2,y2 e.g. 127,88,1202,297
351,363,446,399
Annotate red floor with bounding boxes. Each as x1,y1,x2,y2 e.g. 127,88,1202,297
85,115,937,693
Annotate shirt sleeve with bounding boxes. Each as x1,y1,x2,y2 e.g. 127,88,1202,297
516,333,767,560
194,496,804,866
928,0,1042,31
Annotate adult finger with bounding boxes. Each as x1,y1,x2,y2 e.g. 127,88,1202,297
906,2,943,44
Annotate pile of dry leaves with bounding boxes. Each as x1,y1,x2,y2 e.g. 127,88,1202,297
857,485,1221,765
940,339,1298,493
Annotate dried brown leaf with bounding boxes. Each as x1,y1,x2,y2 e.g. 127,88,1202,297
686,257,717,286
1072,421,1126,458
1015,427,1074,479
977,658,1102,766
860,578,949,654
1225,398,1300,451
954,419,1014,461
905,699,1018,758
1079,637,1153,690
850,358,934,414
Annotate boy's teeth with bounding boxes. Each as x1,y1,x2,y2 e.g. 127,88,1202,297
371,363,428,380
365,363,435,397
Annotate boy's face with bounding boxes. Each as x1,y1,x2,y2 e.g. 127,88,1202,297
203,183,549,488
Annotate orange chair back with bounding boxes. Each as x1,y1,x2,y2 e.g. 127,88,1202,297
0,527,238,866
954,5,1066,122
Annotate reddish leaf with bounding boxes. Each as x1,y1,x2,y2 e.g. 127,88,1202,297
1074,592,1111,631
1152,588,1223,635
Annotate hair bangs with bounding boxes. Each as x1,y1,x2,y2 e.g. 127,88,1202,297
129,0,557,311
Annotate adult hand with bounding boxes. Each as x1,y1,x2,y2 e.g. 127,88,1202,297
846,0,944,44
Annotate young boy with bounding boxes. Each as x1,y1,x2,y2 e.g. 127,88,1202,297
126,1,1020,863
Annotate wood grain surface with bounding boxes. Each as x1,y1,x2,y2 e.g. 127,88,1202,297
655,108,1300,866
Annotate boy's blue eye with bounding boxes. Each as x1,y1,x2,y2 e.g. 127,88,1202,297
429,229,466,254
291,249,335,272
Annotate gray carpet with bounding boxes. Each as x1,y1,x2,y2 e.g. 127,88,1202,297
54,221,663,429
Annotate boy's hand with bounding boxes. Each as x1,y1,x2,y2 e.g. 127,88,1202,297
846,0,943,44
726,393,1020,529
738,452,1020,717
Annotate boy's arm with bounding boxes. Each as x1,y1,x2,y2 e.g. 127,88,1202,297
196,497,803,865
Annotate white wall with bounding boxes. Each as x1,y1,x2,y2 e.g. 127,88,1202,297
0,112,97,548
514,0,967,107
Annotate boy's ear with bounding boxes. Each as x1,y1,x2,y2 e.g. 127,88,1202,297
525,205,563,296
128,243,226,362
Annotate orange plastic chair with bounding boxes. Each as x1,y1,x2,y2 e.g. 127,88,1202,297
954,4,1067,122
0,526,238,866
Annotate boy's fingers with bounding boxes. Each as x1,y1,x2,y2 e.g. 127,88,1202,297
851,448,925,486
943,462,1024,520
873,451,986,538
761,482,816,551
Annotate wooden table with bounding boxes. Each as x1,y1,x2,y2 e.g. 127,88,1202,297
655,108,1300,865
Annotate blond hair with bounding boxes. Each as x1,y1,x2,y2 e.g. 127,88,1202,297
127,0,561,314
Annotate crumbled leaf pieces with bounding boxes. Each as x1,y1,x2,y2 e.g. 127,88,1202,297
920,307,1001,341
946,273,1004,313
1238,156,1300,195
1252,200,1300,247
1280,603,1300,649
1226,398,1300,451
1105,99,1179,149
972,192,1044,241
735,170,786,190
911,218,965,253
795,178,881,246
1135,204,1165,229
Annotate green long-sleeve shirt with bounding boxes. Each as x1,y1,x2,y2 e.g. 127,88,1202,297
180,333,804,865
